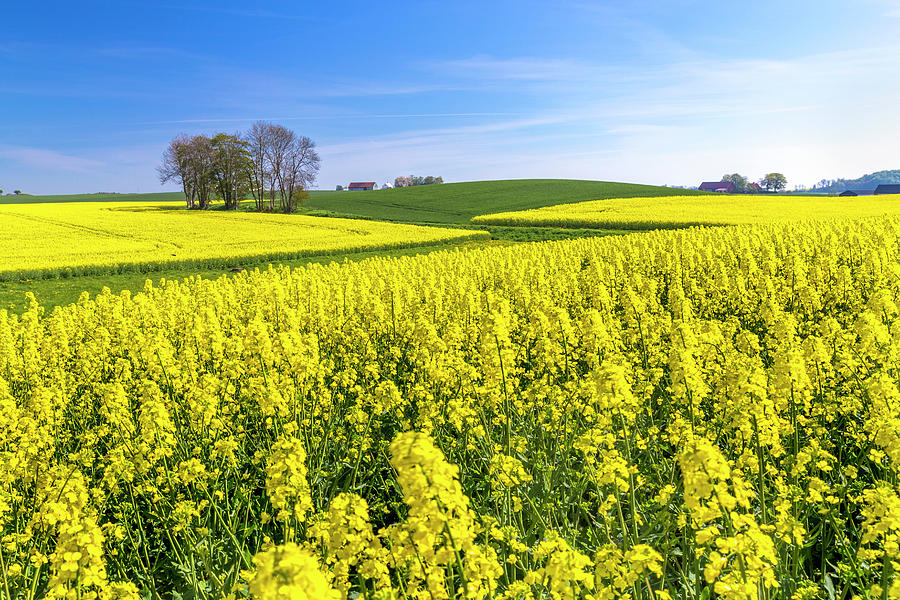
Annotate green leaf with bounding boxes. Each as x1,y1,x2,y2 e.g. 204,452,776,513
824,574,836,600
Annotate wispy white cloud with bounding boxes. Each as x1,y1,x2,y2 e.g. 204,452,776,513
154,3,320,21
9,17,900,193
316,42,900,188
436,56,603,82
91,45,206,60
0,146,105,174
565,2,700,62
318,116,579,156
144,113,521,125
866,0,900,17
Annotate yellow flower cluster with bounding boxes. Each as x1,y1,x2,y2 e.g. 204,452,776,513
385,432,502,599
471,192,900,229
246,543,340,600
266,435,314,524
6,216,900,598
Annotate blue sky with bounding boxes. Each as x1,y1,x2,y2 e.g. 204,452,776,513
2,0,900,194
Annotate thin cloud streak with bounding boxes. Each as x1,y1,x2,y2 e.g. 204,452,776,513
142,113,522,125
0,146,106,174
436,56,603,81
318,116,580,156
154,3,320,21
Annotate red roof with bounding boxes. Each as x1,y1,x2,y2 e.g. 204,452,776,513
699,181,736,192
348,182,376,189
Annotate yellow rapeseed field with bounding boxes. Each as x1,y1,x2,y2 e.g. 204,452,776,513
0,201,487,279
471,192,900,229
5,215,900,598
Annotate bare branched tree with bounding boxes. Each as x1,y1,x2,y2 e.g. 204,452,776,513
187,135,215,209
245,121,273,211
158,134,197,208
161,123,319,212
264,125,294,212
280,135,320,212
210,133,252,210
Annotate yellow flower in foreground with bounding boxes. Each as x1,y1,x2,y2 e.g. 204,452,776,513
248,543,340,600
265,436,313,523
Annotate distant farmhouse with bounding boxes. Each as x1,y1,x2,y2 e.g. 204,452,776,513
875,184,900,195
839,189,876,197
698,181,736,193
348,181,377,191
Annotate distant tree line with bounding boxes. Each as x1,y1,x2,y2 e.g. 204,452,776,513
158,122,320,212
809,169,900,193
394,175,443,188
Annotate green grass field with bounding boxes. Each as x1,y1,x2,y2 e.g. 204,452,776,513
302,180,705,223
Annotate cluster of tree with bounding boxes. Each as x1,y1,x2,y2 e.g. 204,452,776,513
809,169,900,193
721,173,751,192
394,175,443,188
0,189,23,195
759,173,788,192
721,172,788,193
158,122,320,213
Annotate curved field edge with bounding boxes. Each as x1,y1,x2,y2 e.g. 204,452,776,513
471,193,900,229
0,228,489,282
0,237,507,312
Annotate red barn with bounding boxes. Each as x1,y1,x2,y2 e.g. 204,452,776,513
698,181,737,193
348,182,377,191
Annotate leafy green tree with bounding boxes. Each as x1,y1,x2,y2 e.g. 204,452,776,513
722,173,749,193
210,133,252,210
760,173,788,192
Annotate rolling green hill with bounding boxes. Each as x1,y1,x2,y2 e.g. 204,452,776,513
304,180,705,223
6,180,704,223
